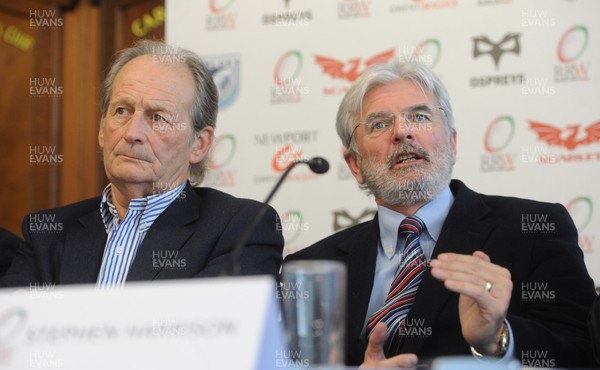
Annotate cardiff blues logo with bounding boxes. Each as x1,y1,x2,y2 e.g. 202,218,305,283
204,54,240,110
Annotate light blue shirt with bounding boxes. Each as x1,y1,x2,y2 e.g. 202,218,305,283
96,182,186,288
365,186,454,324
364,185,515,360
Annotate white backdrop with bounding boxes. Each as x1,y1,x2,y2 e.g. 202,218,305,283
166,0,599,286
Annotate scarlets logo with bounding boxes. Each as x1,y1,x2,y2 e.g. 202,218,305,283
315,49,395,82
529,120,600,150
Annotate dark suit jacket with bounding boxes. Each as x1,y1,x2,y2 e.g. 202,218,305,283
286,180,598,367
590,295,600,364
0,227,22,278
1,183,283,287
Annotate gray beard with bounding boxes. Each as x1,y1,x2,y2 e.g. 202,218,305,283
357,143,454,208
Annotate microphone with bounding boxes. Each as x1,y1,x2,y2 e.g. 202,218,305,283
305,157,329,175
220,156,329,276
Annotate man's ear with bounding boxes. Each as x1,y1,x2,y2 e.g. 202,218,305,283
450,128,457,165
190,126,214,164
344,148,365,185
98,119,105,149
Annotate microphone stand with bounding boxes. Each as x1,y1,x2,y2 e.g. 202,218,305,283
220,158,328,276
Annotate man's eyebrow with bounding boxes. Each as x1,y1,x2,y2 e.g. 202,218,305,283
365,111,395,121
109,95,135,106
145,101,176,113
405,104,435,113
108,96,177,113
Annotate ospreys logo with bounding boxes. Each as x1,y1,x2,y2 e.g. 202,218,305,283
473,33,521,70
333,209,376,232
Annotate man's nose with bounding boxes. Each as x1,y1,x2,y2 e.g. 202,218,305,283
123,111,149,144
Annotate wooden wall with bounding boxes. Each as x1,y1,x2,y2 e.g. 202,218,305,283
0,0,164,236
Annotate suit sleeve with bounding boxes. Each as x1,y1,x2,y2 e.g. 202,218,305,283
504,203,598,368
192,201,284,281
0,215,44,288
0,227,22,279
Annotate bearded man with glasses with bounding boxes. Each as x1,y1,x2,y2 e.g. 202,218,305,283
285,60,598,368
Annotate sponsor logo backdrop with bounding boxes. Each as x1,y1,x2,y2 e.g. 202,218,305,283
167,0,600,285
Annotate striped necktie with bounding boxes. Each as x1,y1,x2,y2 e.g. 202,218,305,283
367,215,427,355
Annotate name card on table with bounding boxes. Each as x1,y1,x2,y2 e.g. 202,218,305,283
0,276,285,370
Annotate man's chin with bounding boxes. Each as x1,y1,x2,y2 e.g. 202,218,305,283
105,171,155,186
378,194,432,209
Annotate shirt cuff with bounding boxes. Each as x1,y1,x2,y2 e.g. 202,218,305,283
470,319,515,363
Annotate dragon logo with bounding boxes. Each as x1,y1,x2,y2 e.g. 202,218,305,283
333,209,376,232
473,33,521,69
529,120,600,150
315,49,395,82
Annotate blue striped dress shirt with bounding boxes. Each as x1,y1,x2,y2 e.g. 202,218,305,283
96,182,186,288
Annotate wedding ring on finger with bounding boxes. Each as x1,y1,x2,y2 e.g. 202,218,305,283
485,281,493,293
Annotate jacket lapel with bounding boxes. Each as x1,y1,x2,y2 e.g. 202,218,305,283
337,217,380,363
126,183,200,281
400,180,496,354
60,208,107,284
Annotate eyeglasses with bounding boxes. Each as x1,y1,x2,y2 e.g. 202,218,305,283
350,105,445,140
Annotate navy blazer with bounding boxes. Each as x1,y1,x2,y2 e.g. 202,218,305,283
1,183,283,287
0,227,21,278
286,180,598,368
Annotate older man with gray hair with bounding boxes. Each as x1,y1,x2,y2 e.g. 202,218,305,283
1,40,283,288
286,60,597,368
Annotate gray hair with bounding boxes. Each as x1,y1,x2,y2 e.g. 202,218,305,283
100,39,218,185
336,60,454,156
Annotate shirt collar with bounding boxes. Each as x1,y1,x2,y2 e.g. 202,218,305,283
100,182,187,231
377,185,454,251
